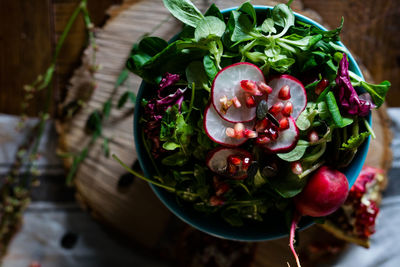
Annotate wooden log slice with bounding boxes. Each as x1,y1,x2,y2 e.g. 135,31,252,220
56,0,393,261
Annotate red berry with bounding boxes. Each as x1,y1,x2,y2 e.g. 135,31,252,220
282,101,293,117
278,85,291,100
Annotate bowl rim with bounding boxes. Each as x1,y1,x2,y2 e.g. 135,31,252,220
133,5,371,241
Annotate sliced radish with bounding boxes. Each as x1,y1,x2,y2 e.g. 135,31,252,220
206,147,252,180
263,117,299,153
267,75,307,120
204,104,253,147
212,62,265,123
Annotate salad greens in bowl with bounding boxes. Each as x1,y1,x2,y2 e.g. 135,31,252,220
128,0,390,245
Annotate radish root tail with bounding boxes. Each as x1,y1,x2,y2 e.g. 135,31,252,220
289,213,301,267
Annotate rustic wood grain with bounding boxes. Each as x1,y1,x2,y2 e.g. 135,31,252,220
0,0,52,115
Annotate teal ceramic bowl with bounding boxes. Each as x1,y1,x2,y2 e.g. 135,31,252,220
133,6,370,241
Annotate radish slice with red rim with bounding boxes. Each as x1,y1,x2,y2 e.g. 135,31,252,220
204,104,254,147
206,147,252,180
267,75,307,120
263,117,299,153
212,62,265,123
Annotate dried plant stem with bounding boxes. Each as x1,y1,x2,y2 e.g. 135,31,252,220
0,0,95,256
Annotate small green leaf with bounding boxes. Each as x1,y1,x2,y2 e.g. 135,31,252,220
272,3,295,38
238,1,257,26
115,68,129,88
277,140,309,162
359,80,390,108
228,11,255,43
204,3,223,20
118,91,136,109
341,132,370,150
161,152,188,166
186,61,209,91
102,100,112,119
38,65,55,90
85,110,102,135
138,37,168,57
195,16,226,42
162,0,204,27
203,55,218,81
260,18,276,34
163,141,180,150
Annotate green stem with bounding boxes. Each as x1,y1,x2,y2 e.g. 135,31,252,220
141,129,163,178
363,117,376,139
112,154,175,192
53,2,83,63
185,82,195,121
298,161,325,179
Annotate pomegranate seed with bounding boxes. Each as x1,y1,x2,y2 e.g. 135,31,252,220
279,117,289,130
231,96,241,108
213,176,230,196
245,93,256,108
215,183,230,196
256,136,271,144
257,81,273,94
240,80,262,96
255,118,269,132
219,95,232,114
315,78,329,95
291,162,303,175
234,123,245,138
228,155,242,166
282,101,293,117
269,128,279,140
278,85,291,100
226,127,235,138
308,130,319,143
210,196,224,206
269,102,284,115
244,129,258,138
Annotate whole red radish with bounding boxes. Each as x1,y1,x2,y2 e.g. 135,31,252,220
295,166,349,217
289,166,349,267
